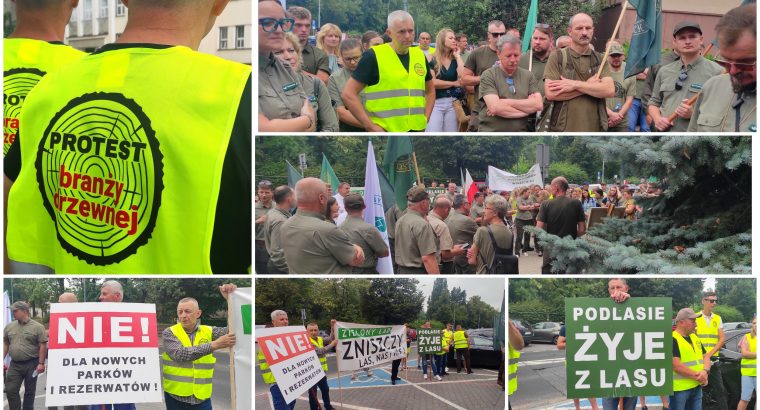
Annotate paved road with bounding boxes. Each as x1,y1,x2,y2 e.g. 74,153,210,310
255,343,504,409
3,350,233,410
517,251,542,274
508,343,668,410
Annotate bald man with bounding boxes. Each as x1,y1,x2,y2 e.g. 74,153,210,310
5,0,252,274
541,13,614,132
57,292,77,303
280,178,364,274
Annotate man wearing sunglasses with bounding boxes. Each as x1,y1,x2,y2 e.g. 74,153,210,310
462,20,507,131
478,35,542,132
697,291,728,410
689,4,756,133
648,21,722,132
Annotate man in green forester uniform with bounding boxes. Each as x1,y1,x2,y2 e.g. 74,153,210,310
394,186,440,274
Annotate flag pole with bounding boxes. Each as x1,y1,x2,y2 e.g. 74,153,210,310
227,295,237,410
528,49,533,72
596,0,629,78
411,152,422,185
665,43,718,123
336,321,344,410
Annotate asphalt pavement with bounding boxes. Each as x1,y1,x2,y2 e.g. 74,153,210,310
508,342,668,410
3,349,234,410
255,342,505,409
517,251,542,274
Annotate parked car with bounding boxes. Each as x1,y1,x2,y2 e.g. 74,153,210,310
446,328,501,369
724,322,751,331
511,319,533,346
531,321,562,344
704,328,756,410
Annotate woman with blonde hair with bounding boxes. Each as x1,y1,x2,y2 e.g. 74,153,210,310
316,23,343,74
425,28,466,132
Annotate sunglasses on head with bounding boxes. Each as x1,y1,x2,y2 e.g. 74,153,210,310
259,18,295,33
506,77,516,94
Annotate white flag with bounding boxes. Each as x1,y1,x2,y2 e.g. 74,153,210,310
363,140,394,274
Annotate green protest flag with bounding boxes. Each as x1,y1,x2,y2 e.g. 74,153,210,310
624,0,662,78
382,136,415,210
376,164,396,212
565,297,673,399
320,153,340,191
417,329,443,354
522,0,538,53
286,160,302,188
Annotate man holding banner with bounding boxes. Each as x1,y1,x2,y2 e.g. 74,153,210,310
161,284,238,410
307,321,337,410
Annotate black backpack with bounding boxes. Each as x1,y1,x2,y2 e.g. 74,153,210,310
479,225,519,274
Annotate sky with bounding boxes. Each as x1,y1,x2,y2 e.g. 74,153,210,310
416,278,504,310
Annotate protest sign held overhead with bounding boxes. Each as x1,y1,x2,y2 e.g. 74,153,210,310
487,164,544,192
255,325,325,403
417,329,443,354
336,321,407,371
45,302,162,407
564,297,673,399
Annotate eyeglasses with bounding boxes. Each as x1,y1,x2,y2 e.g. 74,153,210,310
675,69,688,90
506,77,516,94
489,32,506,38
704,298,718,304
714,58,756,72
343,56,361,63
259,18,295,33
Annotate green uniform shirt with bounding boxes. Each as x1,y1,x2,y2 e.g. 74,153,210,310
280,210,356,274
339,215,388,270
642,50,680,110
649,56,723,132
445,210,477,267
470,202,484,222
543,47,612,132
295,71,338,132
478,66,541,132
518,52,550,95
688,73,757,133
328,67,368,132
385,204,405,240
515,197,535,220
394,209,438,268
464,46,499,115
473,224,513,274
258,53,307,121
3,319,47,362
428,211,452,263
301,43,331,76
264,207,291,273
254,201,272,241
606,65,636,131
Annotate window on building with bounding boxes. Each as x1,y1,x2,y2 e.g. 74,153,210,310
235,25,245,48
99,0,108,18
83,0,92,19
116,2,126,16
219,27,228,49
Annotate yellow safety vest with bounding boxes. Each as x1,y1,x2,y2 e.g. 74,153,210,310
696,312,722,356
258,347,276,384
741,333,756,377
453,330,469,349
364,43,427,132
443,329,453,346
672,331,704,392
6,45,250,273
508,343,520,395
4,38,85,156
310,336,329,371
161,324,216,400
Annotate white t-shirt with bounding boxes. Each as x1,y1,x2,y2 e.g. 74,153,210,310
699,311,724,330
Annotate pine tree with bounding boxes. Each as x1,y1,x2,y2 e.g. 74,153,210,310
531,136,751,274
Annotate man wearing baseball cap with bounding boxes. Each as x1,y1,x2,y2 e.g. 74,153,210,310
393,186,440,274
648,21,722,132
3,301,48,410
605,42,636,132
338,193,390,274
671,307,709,410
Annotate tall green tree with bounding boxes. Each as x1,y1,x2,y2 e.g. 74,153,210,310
362,278,423,325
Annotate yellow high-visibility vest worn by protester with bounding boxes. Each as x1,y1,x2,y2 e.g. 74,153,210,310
741,333,756,377
4,38,85,156
508,343,520,395
310,336,329,371
6,45,250,273
364,43,427,132
258,349,276,384
453,330,469,349
696,312,722,356
672,331,705,392
161,324,216,400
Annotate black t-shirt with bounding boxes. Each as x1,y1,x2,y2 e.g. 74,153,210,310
4,43,251,274
537,196,585,239
672,334,707,359
351,47,433,86
430,58,460,99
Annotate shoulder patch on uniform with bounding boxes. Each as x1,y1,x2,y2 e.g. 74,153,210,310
689,83,703,91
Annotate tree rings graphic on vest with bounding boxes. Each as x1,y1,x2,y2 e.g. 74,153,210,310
35,92,164,265
414,63,425,76
4,68,46,156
